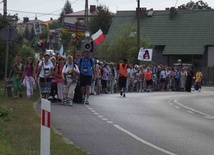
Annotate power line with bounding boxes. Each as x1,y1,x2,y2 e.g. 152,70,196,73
0,8,60,16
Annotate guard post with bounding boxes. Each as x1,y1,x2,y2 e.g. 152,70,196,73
40,98,51,155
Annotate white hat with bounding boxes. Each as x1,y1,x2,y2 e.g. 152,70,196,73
44,51,50,56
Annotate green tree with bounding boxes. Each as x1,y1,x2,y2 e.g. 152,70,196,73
178,0,212,10
17,45,35,65
0,16,22,79
29,26,35,41
59,0,73,23
89,5,113,35
23,25,30,41
97,24,153,64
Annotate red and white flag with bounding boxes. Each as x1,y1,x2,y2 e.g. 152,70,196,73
91,29,105,45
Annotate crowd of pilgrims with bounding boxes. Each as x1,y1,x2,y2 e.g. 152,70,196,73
9,53,200,104
93,62,195,94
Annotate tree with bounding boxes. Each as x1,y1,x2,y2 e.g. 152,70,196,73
59,0,73,23
29,26,35,41
23,25,30,41
17,45,35,65
97,24,153,64
0,16,22,79
178,0,212,10
89,5,113,35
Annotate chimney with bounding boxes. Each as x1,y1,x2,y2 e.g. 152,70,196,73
136,7,147,18
23,17,29,23
50,18,53,20
90,5,96,13
170,7,177,18
165,8,170,10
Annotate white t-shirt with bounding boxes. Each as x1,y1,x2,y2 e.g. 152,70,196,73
129,68,136,79
39,60,54,78
160,70,167,79
62,63,79,83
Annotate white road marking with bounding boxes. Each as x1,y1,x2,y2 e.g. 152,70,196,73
94,113,99,115
175,106,180,109
98,115,103,118
91,110,96,113
88,107,93,110
107,121,113,124
187,111,194,114
114,125,177,155
204,116,214,119
174,99,214,119
102,118,108,121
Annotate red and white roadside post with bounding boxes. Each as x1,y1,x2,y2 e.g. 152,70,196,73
40,98,51,155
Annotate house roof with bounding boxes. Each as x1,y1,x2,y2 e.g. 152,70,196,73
105,9,214,55
65,10,96,16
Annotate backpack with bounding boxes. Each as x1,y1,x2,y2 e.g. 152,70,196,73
79,58,93,68
174,71,181,80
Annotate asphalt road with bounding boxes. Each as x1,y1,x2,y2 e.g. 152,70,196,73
41,87,214,155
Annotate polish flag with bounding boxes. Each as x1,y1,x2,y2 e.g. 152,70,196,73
91,29,105,45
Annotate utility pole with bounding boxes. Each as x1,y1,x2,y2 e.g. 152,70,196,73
3,0,7,18
84,0,89,31
137,0,141,52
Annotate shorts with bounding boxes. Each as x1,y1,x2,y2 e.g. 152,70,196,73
80,74,92,87
146,79,153,86
119,76,127,88
160,78,166,83
101,79,107,88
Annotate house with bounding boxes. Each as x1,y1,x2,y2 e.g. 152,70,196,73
63,5,97,26
16,17,46,35
105,8,214,67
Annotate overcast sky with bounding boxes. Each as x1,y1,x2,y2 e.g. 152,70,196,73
1,0,214,21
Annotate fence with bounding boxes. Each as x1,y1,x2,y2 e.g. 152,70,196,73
202,66,214,85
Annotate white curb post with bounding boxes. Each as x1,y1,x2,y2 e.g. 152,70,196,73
41,98,51,155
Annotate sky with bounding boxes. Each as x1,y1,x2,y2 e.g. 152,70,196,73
1,0,214,21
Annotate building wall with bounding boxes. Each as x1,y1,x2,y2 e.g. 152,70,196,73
153,46,168,65
207,46,214,67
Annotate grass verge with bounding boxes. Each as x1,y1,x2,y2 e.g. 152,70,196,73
0,81,88,155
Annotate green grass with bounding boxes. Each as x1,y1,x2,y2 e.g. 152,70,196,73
0,81,88,155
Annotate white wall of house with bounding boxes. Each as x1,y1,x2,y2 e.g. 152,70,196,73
64,16,77,24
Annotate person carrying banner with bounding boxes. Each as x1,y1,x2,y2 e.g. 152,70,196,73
118,59,129,97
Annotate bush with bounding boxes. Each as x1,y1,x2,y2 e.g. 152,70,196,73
0,107,9,117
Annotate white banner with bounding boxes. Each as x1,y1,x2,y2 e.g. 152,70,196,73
137,48,144,61
138,48,153,61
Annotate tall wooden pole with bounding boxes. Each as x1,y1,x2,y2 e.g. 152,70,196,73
137,0,141,52
84,0,89,31
3,0,7,19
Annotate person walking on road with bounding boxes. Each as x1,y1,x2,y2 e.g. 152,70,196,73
144,67,153,92
37,52,54,99
194,68,203,92
62,55,79,106
77,51,95,105
10,56,24,98
22,57,35,98
118,59,129,97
